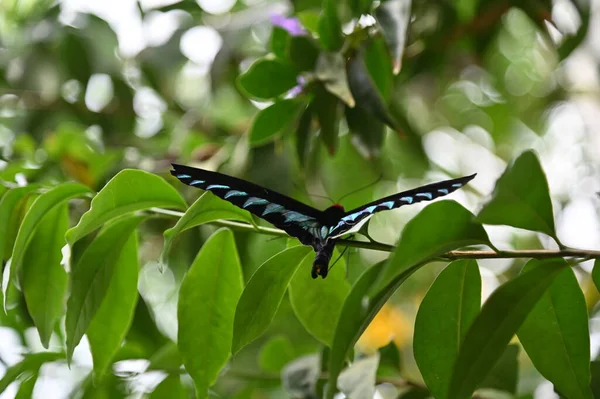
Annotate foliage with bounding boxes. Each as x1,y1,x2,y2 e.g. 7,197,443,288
0,0,598,398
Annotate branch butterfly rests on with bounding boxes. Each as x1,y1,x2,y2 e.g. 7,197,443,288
171,164,476,279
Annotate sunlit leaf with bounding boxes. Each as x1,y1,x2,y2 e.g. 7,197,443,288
414,260,481,399
375,0,412,73
232,246,311,354
161,192,253,267
5,182,92,310
238,59,298,99
315,52,355,107
0,185,39,263
448,259,568,399
87,229,139,380
592,259,600,293
478,151,557,241
15,371,37,399
22,203,69,348
65,214,147,362
338,354,380,399
289,250,350,345
518,264,592,399
66,169,186,245
178,229,243,398
377,201,491,290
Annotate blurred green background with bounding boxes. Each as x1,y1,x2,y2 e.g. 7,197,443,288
0,0,598,397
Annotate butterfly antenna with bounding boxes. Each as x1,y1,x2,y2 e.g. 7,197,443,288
336,174,384,204
327,245,350,275
292,182,335,204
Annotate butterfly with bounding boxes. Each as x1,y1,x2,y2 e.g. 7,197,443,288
171,164,476,279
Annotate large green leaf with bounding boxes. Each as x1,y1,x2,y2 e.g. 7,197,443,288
249,99,304,146
5,182,92,309
65,214,147,362
178,229,243,398
0,185,39,262
87,229,139,380
15,371,37,399
448,259,568,399
518,264,592,399
414,260,481,399
480,344,519,394
160,192,253,267
258,335,296,373
66,169,186,245
313,84,341,155
315,52,355,107
22,203,70,348
238,59,298,99
232,246,311,354
289,250,350,346
149,375,187,399
478,151,557,241
376,200,491,290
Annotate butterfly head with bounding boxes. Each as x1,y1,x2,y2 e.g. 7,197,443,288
323,203,345,221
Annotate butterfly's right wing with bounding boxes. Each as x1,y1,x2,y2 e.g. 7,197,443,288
171,163,328,245
328,174,476,238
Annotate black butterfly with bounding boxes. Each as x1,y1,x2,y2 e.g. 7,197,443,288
171,164,476,279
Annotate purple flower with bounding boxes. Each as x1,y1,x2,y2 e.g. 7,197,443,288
270,14,306,36
287,76,308,98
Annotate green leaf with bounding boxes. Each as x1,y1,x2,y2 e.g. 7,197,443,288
591,361,600,399
249,99,305,146
289,36,319,71
178,228,243,398
66,169,186,245
349,0,373,16
5,182,92,309
315,52,355,107
258,335,296,373
22,203,69,348
289,250,350,345
345,105,385,159
318,0,343,51
448,259,568,399
478,150,557,241
313,84,341,155
238,59,298,99
592,259,600,293
149,375,187,399
232,246,311,354
377,201,491,290
0,352,62,393
0,185,39,262
60,29,92,83
363,36,393,101
295,104,314,167
87,229,139,380
65,214,147,362
270,27,290,59
480,344,519,394
15,371,37,399
161,192,253,267
347,46,400,132
517,265,592,399
414,260,481,399
374,0,412,74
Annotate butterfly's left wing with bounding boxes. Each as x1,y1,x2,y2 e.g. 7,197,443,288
328,174,476,238
171,163,327,245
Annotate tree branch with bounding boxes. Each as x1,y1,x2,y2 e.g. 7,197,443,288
149,208,600,260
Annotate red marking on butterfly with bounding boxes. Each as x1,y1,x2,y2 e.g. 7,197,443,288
331,203,345,211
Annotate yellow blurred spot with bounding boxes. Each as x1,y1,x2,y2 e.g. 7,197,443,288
357,304,411,354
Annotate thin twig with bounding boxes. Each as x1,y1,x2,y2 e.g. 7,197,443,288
149,207,600,260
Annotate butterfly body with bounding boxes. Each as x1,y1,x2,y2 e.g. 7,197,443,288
171,164,476,279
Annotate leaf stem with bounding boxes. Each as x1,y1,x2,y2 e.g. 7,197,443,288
149,208,600,260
